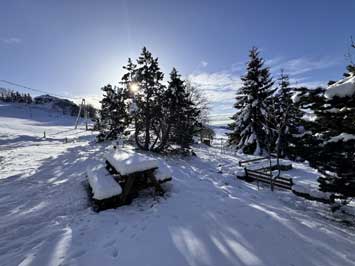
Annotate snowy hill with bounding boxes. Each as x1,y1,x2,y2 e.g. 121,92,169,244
0,103,355,266
33,94,82,117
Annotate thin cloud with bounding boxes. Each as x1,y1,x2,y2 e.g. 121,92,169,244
269,56,340,76
200,60,208,67
2,37,22,44
188,55,338,125
188,71,241,90
187,71,241,104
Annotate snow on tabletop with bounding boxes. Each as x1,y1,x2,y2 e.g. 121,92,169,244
325,75,355,99
104,150,159,176
87,165,122,200
154,161,173,181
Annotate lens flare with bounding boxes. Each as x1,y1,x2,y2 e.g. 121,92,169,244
129,82,139,93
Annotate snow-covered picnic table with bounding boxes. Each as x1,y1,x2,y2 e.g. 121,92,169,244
105,150,159,176
87,149,172,211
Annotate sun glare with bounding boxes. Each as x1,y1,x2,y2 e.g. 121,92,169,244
129,82,139,93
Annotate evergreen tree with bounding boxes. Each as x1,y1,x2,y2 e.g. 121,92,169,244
131,47,166,151
228,47,274,155
121,58,137,97
164,68,200,148
316,73,355,198
272,71,303,159
98,84,130,141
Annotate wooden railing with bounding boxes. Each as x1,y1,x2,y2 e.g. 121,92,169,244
244,168,293,190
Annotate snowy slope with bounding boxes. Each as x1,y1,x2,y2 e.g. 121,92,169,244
0,102,355,266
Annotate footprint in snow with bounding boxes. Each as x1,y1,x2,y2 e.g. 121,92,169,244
111,247,119,258
70,249,87,259
119,226,127,232
103,239,116,248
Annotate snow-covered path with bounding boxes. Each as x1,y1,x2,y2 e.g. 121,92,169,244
1,103,355,266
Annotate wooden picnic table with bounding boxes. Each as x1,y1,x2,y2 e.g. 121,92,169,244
87,150,172,211
105,159,165,205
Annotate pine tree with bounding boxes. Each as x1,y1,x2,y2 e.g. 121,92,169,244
316,74,355,198
132,47,166,151
272,71,303,159
121,58,137,97
228,47,274,155
164,68,200,148
98,84,130,141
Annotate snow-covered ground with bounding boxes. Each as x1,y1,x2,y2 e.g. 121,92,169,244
1,102,355,266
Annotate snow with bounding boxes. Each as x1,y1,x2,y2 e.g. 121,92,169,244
154,161,173,181
210,126,230,139
325,75,355,98
1,102,355,266
291,91,301,103
326,132,355,143
292,184,332,200
87,165,122,200
104,150,159,175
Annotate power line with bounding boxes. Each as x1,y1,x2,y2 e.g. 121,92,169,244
0,79,81,101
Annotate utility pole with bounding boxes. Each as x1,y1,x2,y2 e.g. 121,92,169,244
84,99,88,131
75,99,85,129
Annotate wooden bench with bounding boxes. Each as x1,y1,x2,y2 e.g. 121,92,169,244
239,157,292,171
238,157,268,167
254,163,293,172
86,166,123,211
244,168,293,190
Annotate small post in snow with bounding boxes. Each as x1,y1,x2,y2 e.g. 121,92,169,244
84,99,88,131
43,131,46,139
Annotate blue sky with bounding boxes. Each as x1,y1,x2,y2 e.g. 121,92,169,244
1,0,354,124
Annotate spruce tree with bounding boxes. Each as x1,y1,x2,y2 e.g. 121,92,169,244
316,73,355,198
272,71,303,159
164,68,200,148
228,47,274,155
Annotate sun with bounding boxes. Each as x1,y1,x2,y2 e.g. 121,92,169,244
129,82,139,93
